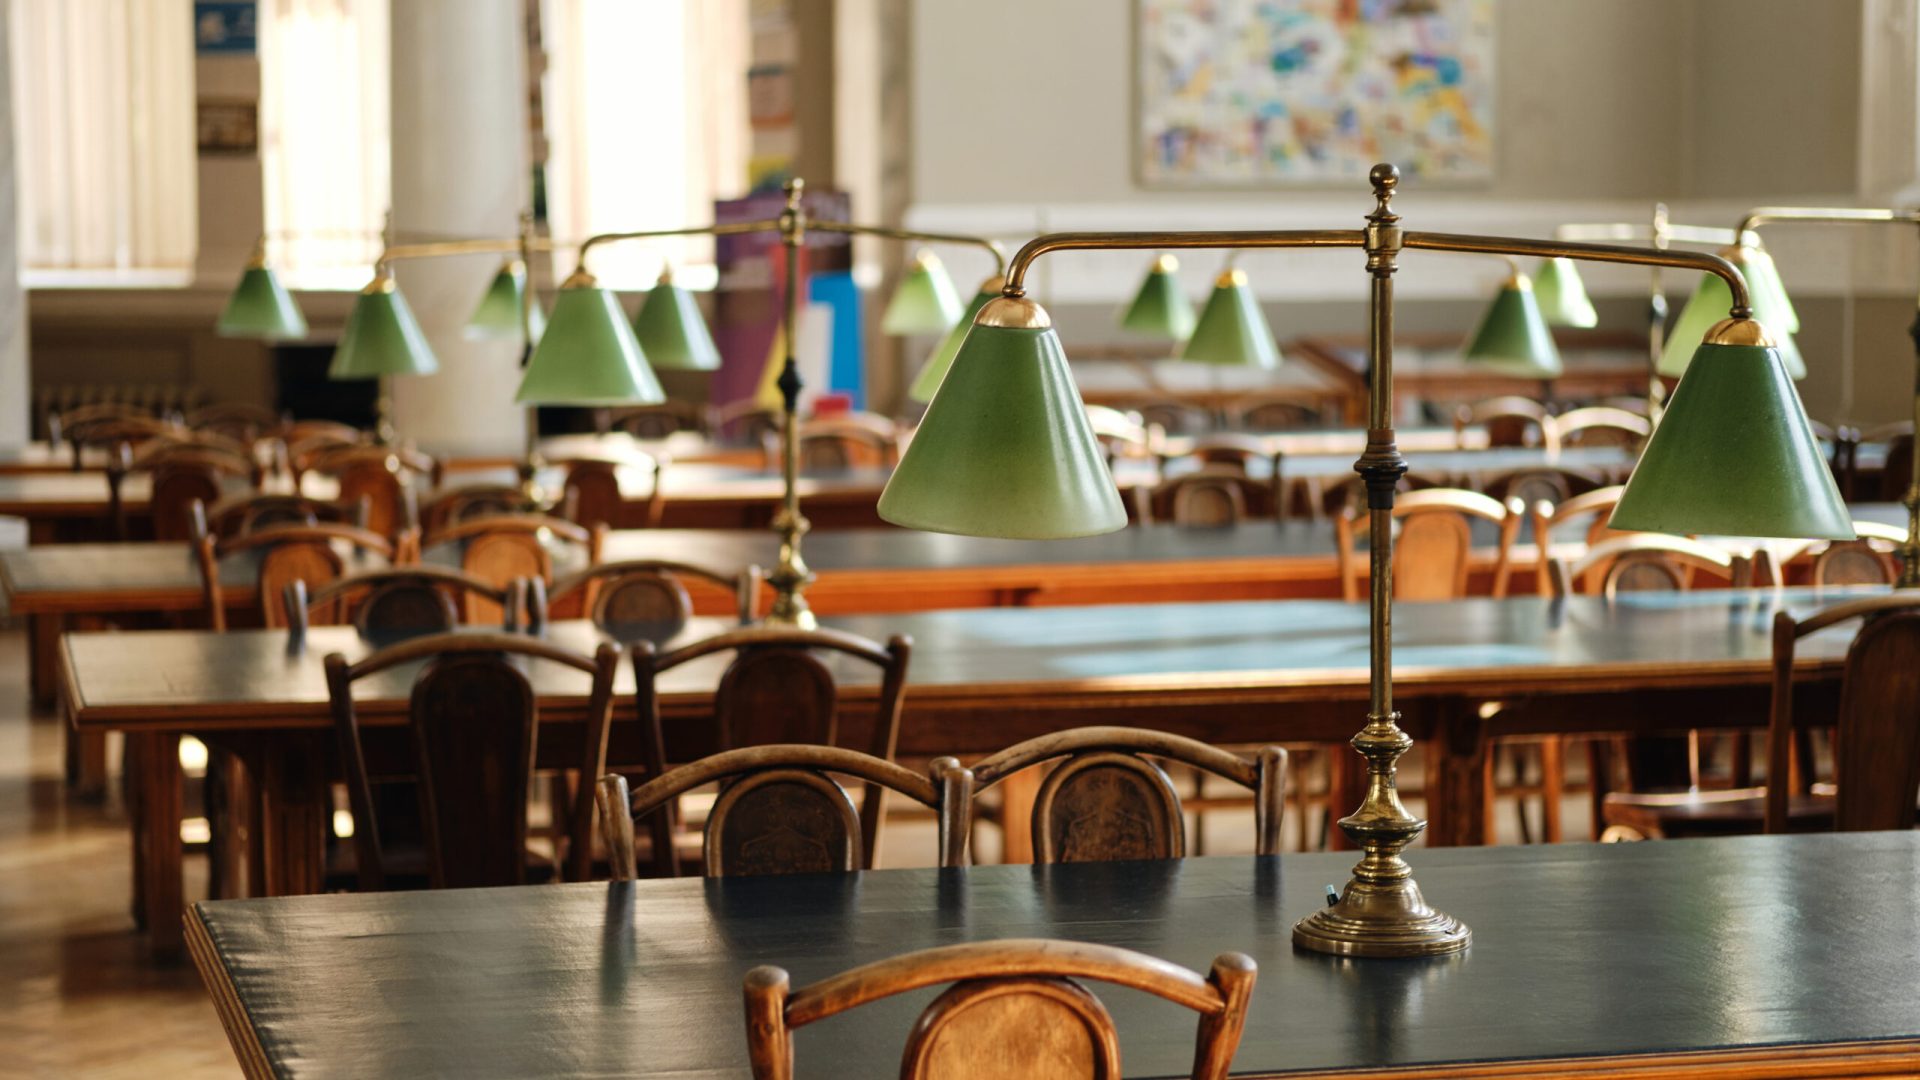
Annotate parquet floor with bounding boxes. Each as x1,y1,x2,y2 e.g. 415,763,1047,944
0,629,237,1079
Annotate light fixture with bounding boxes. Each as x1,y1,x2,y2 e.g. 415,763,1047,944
908,277,1004,402
1657,260,1805,380
881,249,964,336
217,237,308,340
515,270,665,406
633,266,722,372
466,259,546,343
1532,257,1597,328
329,271,437,444
883,162,1849,960
1181,267,1280,368
1462,270,1563,377
1119,253,1197,341
878,296,1129,539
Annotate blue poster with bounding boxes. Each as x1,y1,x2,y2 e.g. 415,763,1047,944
195,2,257,55
809,271,865,409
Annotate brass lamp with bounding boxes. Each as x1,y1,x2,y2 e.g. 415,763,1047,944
1720,205,1920,584
883,162,1836,959
1182,265,1281,368
1461,263,1563,377
547,179,1004,625
1119,253,1198,342
218,235,309,340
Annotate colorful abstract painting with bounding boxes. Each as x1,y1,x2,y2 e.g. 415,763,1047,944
1138,0,1495,185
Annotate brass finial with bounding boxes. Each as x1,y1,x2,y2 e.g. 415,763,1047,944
976,296,1052,330
783,176,805,209
1368,163,1400,222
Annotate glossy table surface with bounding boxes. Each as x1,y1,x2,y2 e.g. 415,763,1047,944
187,834,1920,1079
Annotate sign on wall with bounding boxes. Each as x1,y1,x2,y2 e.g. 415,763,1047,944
1137,0,1495,186
194,1,257,55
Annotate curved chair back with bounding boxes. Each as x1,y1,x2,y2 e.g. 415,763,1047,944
418,484,541,533
1767,595,1920,833
1148,466,1276,527
561,456,662,529
136,446,259,541
1547,532,1754,599
1773,521,1904,587
598,746,966,879
545,558,762,641
198,522,400,631
326,633,619,889
1235,398,1322,430
1454,396,1556,452
186,402,286,445
308,445,438,538
798,419,899,470
967,727,1286,863
1528,486,1630,592
1483,465,1606,508
740,940,1257,1080
1554,406,1651,449
713,402,782,445
607,401,712,439
428,513,601,621
285,567,520,644
199,493,371,539
1336,488,1524,601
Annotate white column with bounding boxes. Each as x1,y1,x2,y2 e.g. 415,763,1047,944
387,0,529,458
0,4,26,450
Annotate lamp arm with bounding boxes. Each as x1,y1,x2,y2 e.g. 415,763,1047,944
1000,230,1365,296
1737,206,1920,237
807,222,1009,278
1402,233,1753,317
570,219,786,278
1555,221,1760,247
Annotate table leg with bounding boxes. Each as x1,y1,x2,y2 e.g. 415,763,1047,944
1424,702,1493,847
1539,735,1565,844
997,766,1040,865
255,735,330,896
129,731,184,961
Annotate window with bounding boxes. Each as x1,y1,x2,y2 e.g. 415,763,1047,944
9,0,197,285
541,0,749,289
258,0,390,290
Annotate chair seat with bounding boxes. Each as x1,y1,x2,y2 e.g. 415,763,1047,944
1601,787,1835,840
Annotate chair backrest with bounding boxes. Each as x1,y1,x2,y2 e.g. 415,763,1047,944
419,484,540,533
798,419,899,470
713,402,782,444
1454,396,1556,451
546,558,762,641
636,626,913,868
201,493,371,539
1807,522,1903,587
429,513,599,620
186,402,286,445
327,633,619,889
561,456,661,529
607,401,711,439
967,727,1286,863
741,940,1257,1080
1528,485,1629,592
599,745,966,879
285,567,520,644
198,523,399,631
1148,467,1275,528
1235,398,1322,430
1546,532,1752,599
1483,466,1606,508
309,446,438,538
1767,596,1920,833
1335,488,1524,601
1554,406,1652,449
135,446,257,541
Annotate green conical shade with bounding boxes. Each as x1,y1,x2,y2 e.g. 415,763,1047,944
880,298,1127,539
908,279,1002,402
634,275,721,372
1739,244,1799,333
1463,277,1564,377
1119,254,1197,341
329,283,438,379
516,282,665,405
465,261,546,344
1611,333,1852,540
218,266,308,340
1533,258,1598,328
1180,270,1279,368
881,250,964,336
1659,269,1805,380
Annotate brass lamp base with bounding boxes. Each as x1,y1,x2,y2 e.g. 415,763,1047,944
1292,875,1471,958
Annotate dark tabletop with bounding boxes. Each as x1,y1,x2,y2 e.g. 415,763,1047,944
188,833,1920,1079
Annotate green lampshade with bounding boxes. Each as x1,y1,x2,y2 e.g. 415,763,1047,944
1739,243,1799,333
880,297,1127,539
465,260,546,344
882,249,964,336
634,270,722,372
218,265,309,340
1533,258,1598,328
1463,275,1564,377
908,277,1003,402
1611,321,1851,540
515,277,665,405
1658,265,1805,380
329,278,438,379
1119,253,1197,341
1180,269,1279,368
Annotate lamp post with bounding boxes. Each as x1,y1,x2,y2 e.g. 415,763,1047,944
544,177,1006,627
881,162,1843,958
1716,206,1920,585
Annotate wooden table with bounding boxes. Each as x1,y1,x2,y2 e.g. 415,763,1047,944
187,834,1920,1078
0,441,115,475
64,586,1887,957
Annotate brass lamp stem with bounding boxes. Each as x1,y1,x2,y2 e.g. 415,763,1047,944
1650,203,1671,425
1734,206,1920,586
518,212,546,506
764,178,818,629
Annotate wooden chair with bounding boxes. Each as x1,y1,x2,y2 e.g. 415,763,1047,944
739,939,1257,1080
304,445,439,538
185,402,286,445
1775,521,1904,587
117,444,261,541
1454,396,1557,452
284,567,522,644
543,559,762,642
604,401,711,439
65,414,187,470
326,633,620,889
632,626,912,870
597,746,967,879
713,401,783,445
418,483,553,534
197,523,401,630
798,418,899,470
1136,401,1215,435
1482,465,1607,508
1555,406,1651,449
426,513,602,621
560,455,663,529
1234,398,1324,430
196,493,371,539
1147,466,1280,527
1547,533,1755,599
1528,486,1628,592
47,401,156,445
964,727,1287,863
1598,595,1920,840
281,419,366,448
1335,488,1525,601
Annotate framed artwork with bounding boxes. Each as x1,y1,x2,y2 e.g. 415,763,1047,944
1137,0,1495,186
196,100,258,155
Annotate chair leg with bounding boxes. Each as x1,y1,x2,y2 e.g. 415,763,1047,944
1539,736,1565,844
